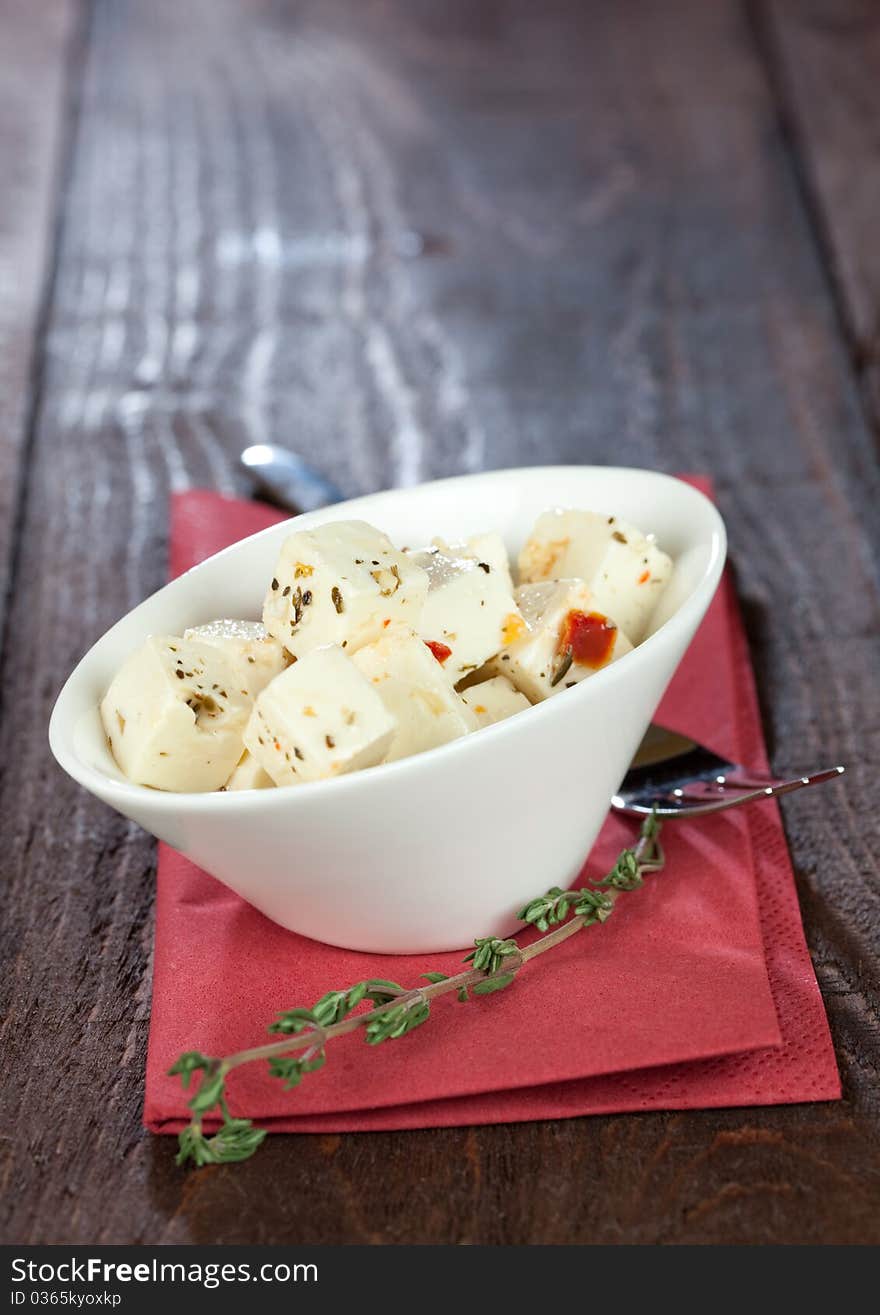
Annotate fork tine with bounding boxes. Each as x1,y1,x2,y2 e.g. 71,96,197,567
614,765,845,818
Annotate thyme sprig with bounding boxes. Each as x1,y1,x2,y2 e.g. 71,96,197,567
170,814,663,1166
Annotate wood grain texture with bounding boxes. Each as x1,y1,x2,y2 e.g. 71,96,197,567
0,0,78,642
1,0,879,1244
757,0,880,425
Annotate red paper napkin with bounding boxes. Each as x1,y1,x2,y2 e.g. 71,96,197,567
144,480,839,1133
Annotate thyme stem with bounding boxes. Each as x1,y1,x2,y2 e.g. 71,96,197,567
170,815,663,1165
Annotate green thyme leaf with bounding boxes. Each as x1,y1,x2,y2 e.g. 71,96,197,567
167,1051,213,1088
471,972,515,995
175,1124,213,1168
268,1007,320,1036
364,999,430,1045
311,989,362,1028
596,848,643,891
188,1067,225,1115
268,1050,326,1090
363,979,406,1006
176,1117,267,1167
517,887,571,930
464,937,519,975
270,981,382,1036
571,888,615,925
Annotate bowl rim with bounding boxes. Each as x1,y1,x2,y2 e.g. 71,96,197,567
48,465,727,811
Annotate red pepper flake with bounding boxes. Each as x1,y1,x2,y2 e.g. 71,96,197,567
425,639,452,664
557,610,617,669
638,569,650,584
382,618,391,628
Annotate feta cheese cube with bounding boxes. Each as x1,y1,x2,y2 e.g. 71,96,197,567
262,520,428,661
352,624,477,762
100,635,251,791
518,509,672,641
184,618,287,701
430,532,514,592
491,580,633,701
224,750,276,791
409,549,523,684
460,675,531,728
243,646,397,785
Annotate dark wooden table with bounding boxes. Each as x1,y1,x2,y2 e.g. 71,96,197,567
2,0,878,1246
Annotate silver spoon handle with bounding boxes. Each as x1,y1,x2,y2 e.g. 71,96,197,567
240,444,345,514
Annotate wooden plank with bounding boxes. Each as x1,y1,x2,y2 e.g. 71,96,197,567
757,0,880,421
1,0,878,1244
0,0,78,641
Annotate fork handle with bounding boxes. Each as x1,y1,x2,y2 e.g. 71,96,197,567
677,767,842,802
677,772,786,801
617,766,845,818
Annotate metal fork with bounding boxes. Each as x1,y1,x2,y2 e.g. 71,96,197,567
612,724,845,819
240,447,847,820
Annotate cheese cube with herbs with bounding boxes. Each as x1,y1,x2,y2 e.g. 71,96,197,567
100,635,251,792
243,646,397,786
98,502,669,793
262,520,429,662
460,674,531,728
184,619,287,701
430,532,514,593
352,624,477,762
224,750,276,791
409,549,524,684
492,580,633,702
518,509,671,642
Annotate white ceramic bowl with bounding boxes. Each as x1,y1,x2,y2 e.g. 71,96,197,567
49,467,725,953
